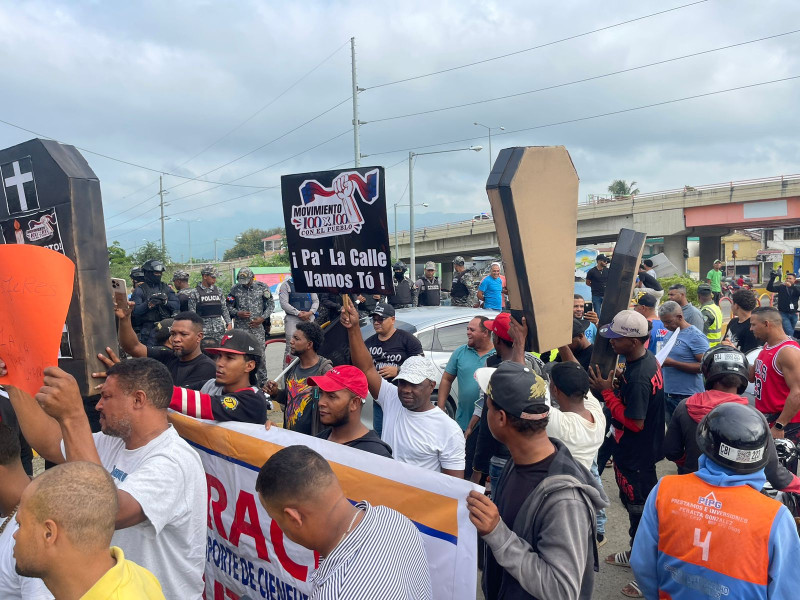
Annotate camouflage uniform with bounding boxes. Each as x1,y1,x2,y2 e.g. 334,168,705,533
227,267,274,386
188,267,231,344
172,270,191,312
450,265,478,307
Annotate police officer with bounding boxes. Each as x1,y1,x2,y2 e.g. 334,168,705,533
632,402,800,598
449,255,477,307
130,259,179,344
414,261,441,307
227,267,273,386
387,261,413,309
188,266,231,344
129,266,145,289
698,284,723,348
172,270,191,312
279,277,319,359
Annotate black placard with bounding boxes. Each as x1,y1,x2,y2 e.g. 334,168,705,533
281,166,392,294
1,207,65,253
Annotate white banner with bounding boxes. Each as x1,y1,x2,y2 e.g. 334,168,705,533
169,413,480,600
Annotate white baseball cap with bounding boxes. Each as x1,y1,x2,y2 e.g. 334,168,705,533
599,310,649,339
394,356,438,384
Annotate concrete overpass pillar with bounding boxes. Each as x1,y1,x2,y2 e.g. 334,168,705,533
441,261,454,291
699,235,722,280
663,235,687,274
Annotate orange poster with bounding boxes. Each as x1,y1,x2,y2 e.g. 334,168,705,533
0,244,74,396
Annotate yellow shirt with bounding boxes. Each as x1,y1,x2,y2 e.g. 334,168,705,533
80,547,165,600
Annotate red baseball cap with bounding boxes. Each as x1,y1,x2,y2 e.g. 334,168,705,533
484,312,512,342
308,365,368,399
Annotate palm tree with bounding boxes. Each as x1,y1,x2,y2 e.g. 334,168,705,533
607,179,640,198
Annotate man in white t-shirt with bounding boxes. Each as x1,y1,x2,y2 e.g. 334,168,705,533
0,423,52,600
340,297,465,476
1,357,206,600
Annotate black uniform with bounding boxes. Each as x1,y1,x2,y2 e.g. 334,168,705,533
388,278,413,308
131,281,179,344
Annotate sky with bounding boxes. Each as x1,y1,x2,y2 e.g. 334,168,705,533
1,0,799,261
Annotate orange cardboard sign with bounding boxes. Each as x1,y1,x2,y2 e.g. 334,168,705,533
0,244,74,396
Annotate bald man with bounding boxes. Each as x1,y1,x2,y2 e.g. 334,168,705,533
256,445,431,600
13,461,165,599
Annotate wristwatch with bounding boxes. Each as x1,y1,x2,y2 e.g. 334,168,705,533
774,421,786,431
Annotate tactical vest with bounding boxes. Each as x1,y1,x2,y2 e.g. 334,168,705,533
287,280,313,311
195,284,223,318
137,282,174,323
177,289,190,312
418,277,441,306
451,271,470,299
388,278,413,306
701,302,724,347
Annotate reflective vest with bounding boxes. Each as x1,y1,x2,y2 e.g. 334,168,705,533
701,302,723,347
418,277,441,306
654,473,780,599
287,280,313,312
195,284,224,318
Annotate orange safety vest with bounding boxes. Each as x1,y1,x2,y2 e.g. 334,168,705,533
655,474,780,595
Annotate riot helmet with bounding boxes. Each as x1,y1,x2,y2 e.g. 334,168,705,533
696,403,770,473
701,346,749,395
130,267,145,284
141,259,165,285
393,261,407,281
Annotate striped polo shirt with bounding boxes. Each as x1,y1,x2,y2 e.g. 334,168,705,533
309,501,432,600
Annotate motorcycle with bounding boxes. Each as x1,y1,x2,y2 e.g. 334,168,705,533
762,438,800,535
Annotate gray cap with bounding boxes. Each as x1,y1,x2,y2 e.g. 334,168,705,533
201,266,218,277
238,267,254,281
394,356,438,385
172,270,189,281
453,256,465,266
424,261,436,270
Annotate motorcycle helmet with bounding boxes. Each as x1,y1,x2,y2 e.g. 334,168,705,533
701,346,749,395
696,403,770,473
142,259,166,273
130,267,145,282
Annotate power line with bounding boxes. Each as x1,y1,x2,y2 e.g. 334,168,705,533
364,0,711,90
368,29,800,124
362,75,800,158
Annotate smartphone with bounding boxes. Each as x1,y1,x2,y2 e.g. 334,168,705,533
111,278,128,310
584,301,594,314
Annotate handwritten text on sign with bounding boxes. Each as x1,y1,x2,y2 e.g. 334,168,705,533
0,245,74,396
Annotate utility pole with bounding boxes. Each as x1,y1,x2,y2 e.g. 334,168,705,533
158,175,167,257
351,37,362,167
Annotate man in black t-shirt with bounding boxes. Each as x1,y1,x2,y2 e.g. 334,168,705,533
364,303,423,436
585,254,610,315
555,318,594,371
116,307,215,390
766,271,800,335
589,310,664,597
722,288,760,354
311,365,393,458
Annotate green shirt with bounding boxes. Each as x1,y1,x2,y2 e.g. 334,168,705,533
445,345,496,431
706,269,722,292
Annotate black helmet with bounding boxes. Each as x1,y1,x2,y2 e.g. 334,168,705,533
130,267,145,281
393,261,407,272
142,259,166,273
701,346,749,395
696,403,770,473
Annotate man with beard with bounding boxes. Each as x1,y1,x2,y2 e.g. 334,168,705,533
1,358,206,599
265,321,333,435
311,365,393,457
115,307,215,391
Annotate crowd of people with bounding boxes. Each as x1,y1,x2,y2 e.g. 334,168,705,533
2,252,800,599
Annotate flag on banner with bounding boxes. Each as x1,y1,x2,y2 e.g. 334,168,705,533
169,413,480,600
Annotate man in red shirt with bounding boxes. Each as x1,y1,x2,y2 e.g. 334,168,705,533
749,306,800,443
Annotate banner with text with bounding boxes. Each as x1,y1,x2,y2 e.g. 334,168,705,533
169,413,479,600
280,166,392,295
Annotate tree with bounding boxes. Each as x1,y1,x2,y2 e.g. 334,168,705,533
133,241,170,265
223,227,284,260
607,180,640,198
107,241,129,265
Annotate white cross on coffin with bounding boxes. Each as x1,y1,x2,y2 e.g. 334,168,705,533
5,160,34,211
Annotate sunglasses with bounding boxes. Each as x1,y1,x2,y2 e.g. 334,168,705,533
372,316,387,323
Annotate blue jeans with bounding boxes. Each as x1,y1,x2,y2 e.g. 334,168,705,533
592,295,604,316
591,459,607,535
664,393,689,424
489,458,508,490
781,312,798,337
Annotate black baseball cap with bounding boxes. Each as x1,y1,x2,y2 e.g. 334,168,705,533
697,284,712,295
205,330,262,356
572,317,590,338
596,254,610,263
371,303,395,318
474,362,549,420
636,293,657,308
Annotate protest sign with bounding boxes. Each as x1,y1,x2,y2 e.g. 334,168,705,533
0,139,117,395
487,146,579,352
0,244,74,396
169,412,480,600
280,167,392,295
